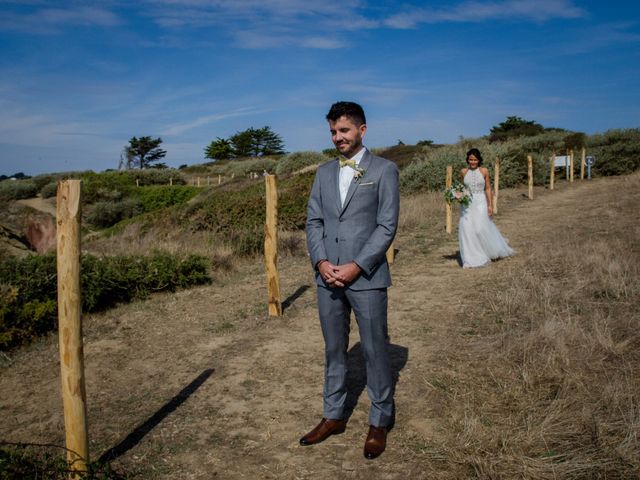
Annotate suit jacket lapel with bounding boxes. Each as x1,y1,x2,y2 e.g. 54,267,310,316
340,150,372,215
329,158,342,213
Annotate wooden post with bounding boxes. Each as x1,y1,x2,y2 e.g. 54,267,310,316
386,243,394,264
580,147,586,180
56,180,89,476
207,176,211,186
169,177,173,186
445,165,453,234
493,157,500,215
549,153,555,190
527,155,533,200
218,174,221,185
197,176,201,187
264,175,282,316
566,149,570,180
570,150,574,183
136,179,139,187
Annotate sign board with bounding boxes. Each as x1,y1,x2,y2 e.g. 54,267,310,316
553,155,569,167
585,155,595,167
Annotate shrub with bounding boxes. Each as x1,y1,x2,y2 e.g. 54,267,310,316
39,181,58,199
184,171,313,255
81,171,136,203
133,168,186,186
133,185,201,212
275,151,328,176
0,180,39,201
587,128,640,176
0,251,211,350
0,443,126,479
85,198,144,228
223,157,278,177
31,174,57,191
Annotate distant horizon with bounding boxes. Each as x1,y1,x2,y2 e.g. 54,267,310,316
1,1,639,176
0,121,634,179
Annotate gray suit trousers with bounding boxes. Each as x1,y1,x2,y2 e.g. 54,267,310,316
317,285,394,428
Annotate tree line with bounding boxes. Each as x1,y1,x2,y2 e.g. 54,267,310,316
120,126,285,169
117,116,587,170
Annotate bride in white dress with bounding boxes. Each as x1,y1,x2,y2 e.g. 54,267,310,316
458,148,514,268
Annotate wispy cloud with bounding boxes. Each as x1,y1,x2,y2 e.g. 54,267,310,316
0,5,121,34
385,0,587,29
160,107,265,136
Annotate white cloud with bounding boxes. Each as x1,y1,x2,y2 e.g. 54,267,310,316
0,5,121,34
160,107,264,136
385,0,587,29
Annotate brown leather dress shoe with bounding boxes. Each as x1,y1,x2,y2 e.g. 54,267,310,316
299,418,347,446
364,425,388,459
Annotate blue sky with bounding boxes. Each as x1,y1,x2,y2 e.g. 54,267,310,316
1,0,639,176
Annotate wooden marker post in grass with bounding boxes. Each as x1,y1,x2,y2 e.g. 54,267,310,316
569,150,575,183
218,174,221,185
493,157,500,215
445,165,453,234
56,180,90,476
549,153,555,190
386,243,394,264
264,175,282,316
581,147,586,180
527,155,534,200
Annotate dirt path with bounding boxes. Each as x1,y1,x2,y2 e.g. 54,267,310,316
16,196,57,217
1,175,636,479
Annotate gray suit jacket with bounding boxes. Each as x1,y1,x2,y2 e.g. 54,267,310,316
306,150,400,290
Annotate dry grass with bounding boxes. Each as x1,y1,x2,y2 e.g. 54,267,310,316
421,178,640,478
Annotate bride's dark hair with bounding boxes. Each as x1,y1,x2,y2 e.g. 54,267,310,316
466,148,483,166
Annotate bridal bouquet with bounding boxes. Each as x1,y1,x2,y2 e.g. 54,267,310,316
444,181,472,206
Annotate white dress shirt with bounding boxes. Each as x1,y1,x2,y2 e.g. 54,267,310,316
339,147,366,206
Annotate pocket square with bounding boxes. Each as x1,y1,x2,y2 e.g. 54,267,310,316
359,181,375,186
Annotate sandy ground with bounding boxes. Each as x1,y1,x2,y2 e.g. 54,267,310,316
1,174,637,479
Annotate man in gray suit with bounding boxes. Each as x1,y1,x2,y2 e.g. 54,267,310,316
300,101,399,459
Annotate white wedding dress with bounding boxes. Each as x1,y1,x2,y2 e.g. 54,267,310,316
458,168,514,268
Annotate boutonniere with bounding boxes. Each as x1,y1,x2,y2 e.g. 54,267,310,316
353,165,366,180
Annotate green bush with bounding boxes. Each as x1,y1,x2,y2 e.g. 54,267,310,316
275,151,328,176
132,168,186,186
0,180,39,201
0,443,126,479
81,171,136,204
85,198,144,228
587,128,640,176
0,251,211,351
40,181,58,199
31,174,57,191
222,157,278,177
133,185,201,212
186,171,313,232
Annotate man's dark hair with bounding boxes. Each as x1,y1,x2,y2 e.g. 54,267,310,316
326,101,366,126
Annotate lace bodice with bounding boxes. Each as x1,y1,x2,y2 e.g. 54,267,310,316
464,168,485,194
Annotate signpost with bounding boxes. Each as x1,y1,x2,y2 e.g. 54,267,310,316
585,155,595,180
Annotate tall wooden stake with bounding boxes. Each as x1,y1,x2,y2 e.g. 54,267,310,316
569,149,574,183
527,155,534,200
580,147,586,180
56,180,89,476
493,157,500,215
445,165,453,234
549,153,555,190
386,243,394,264
264,175,282,316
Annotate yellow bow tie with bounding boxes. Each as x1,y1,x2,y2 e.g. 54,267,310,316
339,158,356,169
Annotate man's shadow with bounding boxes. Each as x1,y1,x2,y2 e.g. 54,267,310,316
343,342,408,421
